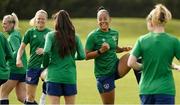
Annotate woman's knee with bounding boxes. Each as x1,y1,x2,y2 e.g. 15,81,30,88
100,90,115,104
17,96,25,103
27,94,35,101
118,53,131,77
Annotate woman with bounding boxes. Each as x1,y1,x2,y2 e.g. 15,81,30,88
16,10,51,104
85,7,132,104
0,13,27,104
0,32,12,104
128,4,180,105
43,10,85,104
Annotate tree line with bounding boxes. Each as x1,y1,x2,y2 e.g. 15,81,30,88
0,0,179,19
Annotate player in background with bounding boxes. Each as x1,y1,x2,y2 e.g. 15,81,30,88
0,31,12,104
43,10,85,104
16,10,51,105
128,4,180,105
85,7,132,104
0,13,27,104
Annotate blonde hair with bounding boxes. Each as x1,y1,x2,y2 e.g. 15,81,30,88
3,13,19,29
29,9,48,26
146,4,172,25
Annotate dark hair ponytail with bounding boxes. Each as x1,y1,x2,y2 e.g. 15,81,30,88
54,10,76,58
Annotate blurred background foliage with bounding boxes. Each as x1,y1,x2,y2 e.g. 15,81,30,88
0,0,180,19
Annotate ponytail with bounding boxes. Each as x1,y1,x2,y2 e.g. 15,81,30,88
3,13,19,30
147,4,172,25
97,6,105,12
11,13,19,29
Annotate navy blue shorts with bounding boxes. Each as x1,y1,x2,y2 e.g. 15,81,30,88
46,82,77,96
0,79,7,86
42,82,47,94
26,68,42,85
96,60,120,93
115,59,121,79
140,94,175,105
9,73,26,82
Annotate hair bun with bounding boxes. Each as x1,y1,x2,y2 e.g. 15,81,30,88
159,12,165,23
97,6,105,12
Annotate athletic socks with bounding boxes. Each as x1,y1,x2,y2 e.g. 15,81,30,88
24,100,38,105
133,57,142,84
0,99,9,105
133,70,141,84
39,93,46,105
42,82,46,94
39,82,46,105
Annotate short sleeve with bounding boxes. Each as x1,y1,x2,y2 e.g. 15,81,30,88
22,30,30,45
85,33,95,51
131,38,142,58
174,38,180,60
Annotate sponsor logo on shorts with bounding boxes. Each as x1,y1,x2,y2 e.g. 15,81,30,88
103,83,110,89
26,77,32,81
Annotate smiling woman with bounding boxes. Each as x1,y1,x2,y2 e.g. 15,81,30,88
0,13,27,105
16,10,51,104
0,33,12,104
1,16,180,104
85,7,133,104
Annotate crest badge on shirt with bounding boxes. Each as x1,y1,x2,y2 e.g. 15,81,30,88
33,35,37,38
102,38,106,42
112,36,117,41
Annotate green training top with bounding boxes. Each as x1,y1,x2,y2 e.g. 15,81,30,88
43,31,85,84
7,30,27,74
85,28,119,78
22,27,51,69
0,32,13,79
131,32,180,95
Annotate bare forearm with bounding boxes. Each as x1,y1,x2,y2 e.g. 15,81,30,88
86,42,110,60
17,47,24,60
128,55,142,71
86,50,100,60
116,46,132,53
17,43,26,60
172,62,180,71
116,47,123,53
132,62,142,71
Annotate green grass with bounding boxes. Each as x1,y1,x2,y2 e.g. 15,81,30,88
0,18,180,104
